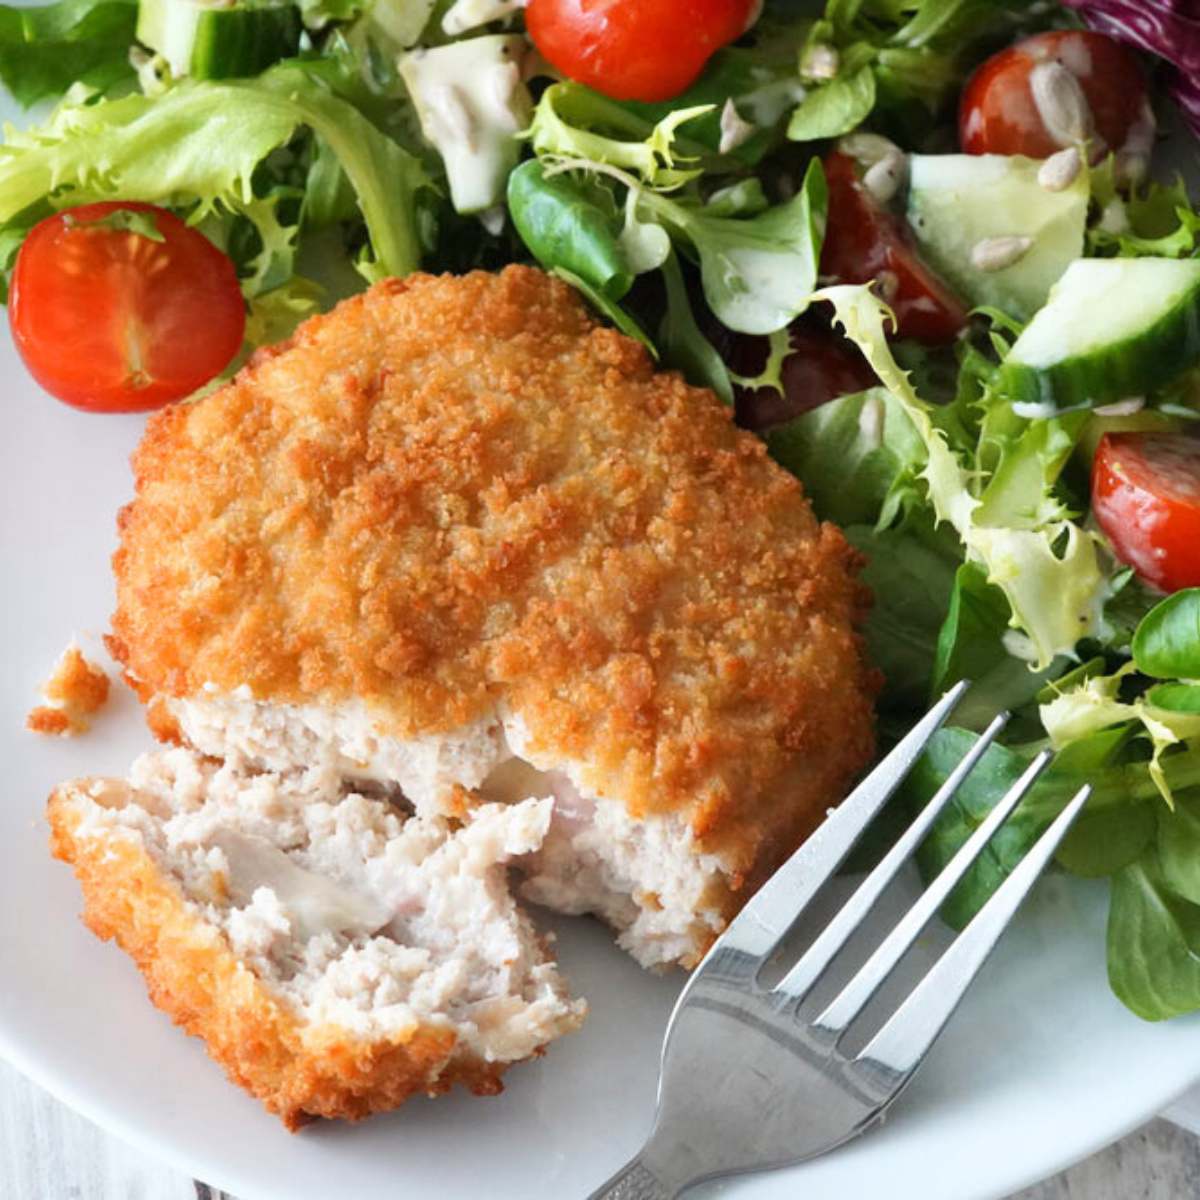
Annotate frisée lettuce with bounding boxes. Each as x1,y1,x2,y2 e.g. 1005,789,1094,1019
0,59,430,314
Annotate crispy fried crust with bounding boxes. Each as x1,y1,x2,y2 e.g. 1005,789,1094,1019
47,789,513,1130
110,266,877,883
27,646,110,736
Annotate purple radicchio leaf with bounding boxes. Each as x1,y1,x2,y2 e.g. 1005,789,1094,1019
1059,0,1200,138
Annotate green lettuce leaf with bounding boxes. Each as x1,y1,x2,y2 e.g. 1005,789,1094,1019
523,153,828,336
1040,667,1200,803
786,66,875,141
910,723,1195,930
765,386,923,528
1133,589,1200,681
507,160,633,300
814,283,1111,668
844,518,960,715
0,0,136,108
658,249,732,403
1158,793,1200,906
0,62,430,287
616,46,804,167
639,157,827,334
1089,166,1200,260
243,274,323,347
528,82,710,189
928,561,1065,726
1108,854,1200,1022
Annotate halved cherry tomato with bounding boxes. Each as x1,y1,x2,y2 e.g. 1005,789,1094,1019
959,30,1150,160
526,0,757,103
10,201,245,413
1092,432,1200,593
729,316,877,431
820,151,968,345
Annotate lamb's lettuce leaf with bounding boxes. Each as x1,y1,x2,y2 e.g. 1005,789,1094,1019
659,249,732,403
786,66,875,141
1133,589,1200,681
909,723,1200,930
639,157,827,334
507,160,633,300
1108,854,1200,1022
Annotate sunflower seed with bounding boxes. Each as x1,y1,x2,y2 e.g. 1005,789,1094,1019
970,235,1034,272
838,132,900,168
1037,146,1081,192
719,99,757,155
1094,396,1145,417
1029,60,1094,149
862,151,907,204
801,44,840,81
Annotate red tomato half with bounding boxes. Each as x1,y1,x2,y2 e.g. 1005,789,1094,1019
526,0,757,102
820,152,968,345
959,30,1149,160
1092,432,1200,594
10,202,245,413
730,317,878,431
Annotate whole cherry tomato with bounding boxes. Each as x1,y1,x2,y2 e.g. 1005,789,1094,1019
820,151,968,345
959,30,1151,161
526,0,758,103
1092,432,1200,594
10,201,245,413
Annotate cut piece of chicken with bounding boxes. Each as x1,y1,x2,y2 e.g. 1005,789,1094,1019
48,747,584,1129
108,265,878,969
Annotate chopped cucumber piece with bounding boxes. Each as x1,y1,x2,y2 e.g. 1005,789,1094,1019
362,0,436,50
137,0,302,80
999,257,1200,414
399,35,531,215
907,153,1087,321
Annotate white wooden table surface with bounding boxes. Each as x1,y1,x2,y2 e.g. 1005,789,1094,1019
5,1056,1200,1200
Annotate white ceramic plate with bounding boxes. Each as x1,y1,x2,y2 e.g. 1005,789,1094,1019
5,295,1200,1200
4,111,1200,1200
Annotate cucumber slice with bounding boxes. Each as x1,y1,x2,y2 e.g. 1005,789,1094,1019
907,154,1087,322
999,257,1200,414
399,36,532,215
137,0,302,80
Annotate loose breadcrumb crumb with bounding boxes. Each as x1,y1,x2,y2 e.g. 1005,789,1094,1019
27,645,110,737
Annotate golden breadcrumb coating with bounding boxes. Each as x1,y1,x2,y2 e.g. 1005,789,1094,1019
109,266,877,887
27,645,110,736
48,787,520,1130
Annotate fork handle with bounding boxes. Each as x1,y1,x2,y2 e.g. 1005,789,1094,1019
586,1154,677,1200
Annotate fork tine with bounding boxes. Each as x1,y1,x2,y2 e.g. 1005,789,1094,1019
855,785,1092,1085
772,712,1010,1006
813,747,1054,1035
719,680,970,963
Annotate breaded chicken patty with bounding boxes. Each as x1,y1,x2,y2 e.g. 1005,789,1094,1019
49,749,584,1129
107,265,877,967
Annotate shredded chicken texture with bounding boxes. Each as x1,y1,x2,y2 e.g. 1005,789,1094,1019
49,748,584,1129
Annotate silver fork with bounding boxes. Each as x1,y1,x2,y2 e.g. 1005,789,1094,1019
588,680,1091,1199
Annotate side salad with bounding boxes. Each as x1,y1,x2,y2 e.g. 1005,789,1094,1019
4,0,1200,1022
